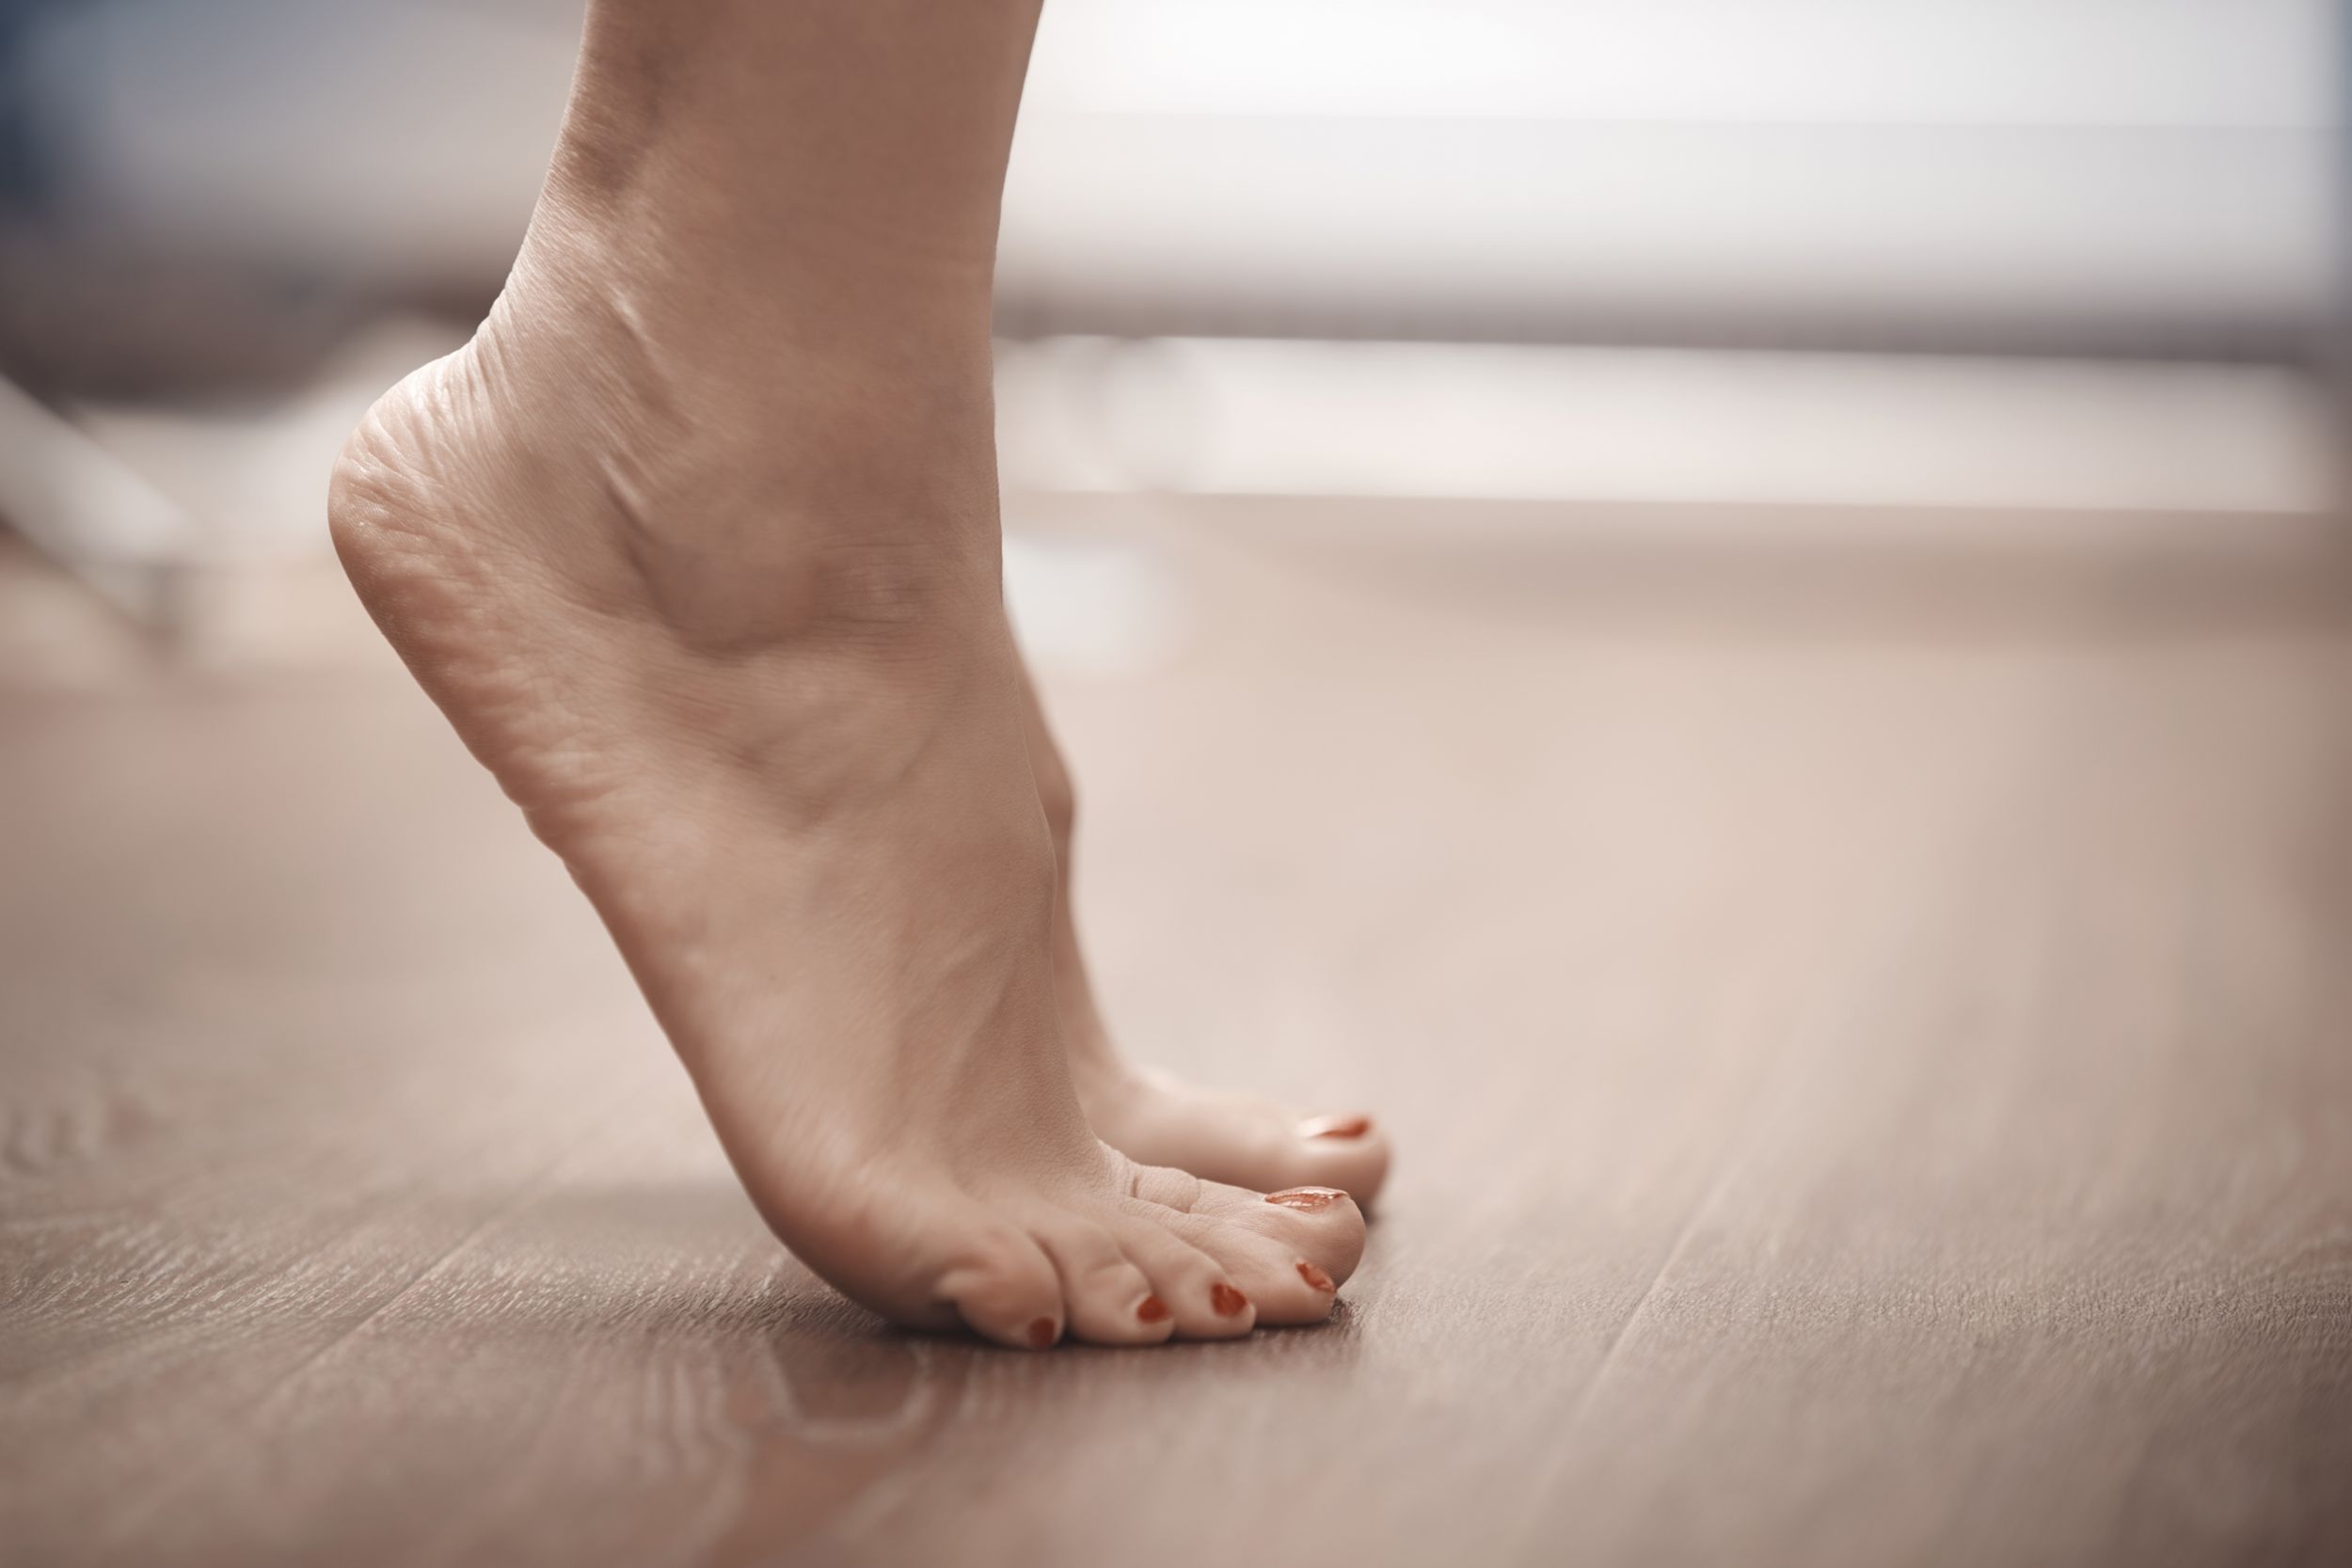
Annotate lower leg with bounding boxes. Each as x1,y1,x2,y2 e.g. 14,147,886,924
331,0,1362,1344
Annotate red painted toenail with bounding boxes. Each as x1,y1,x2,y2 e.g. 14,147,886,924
1298,1115,1373,1140
1136,1295,1171,1323
1026,1317,1057,1349
1264,1187,1349,1211
1297,1261,1335,1291
1209,1283,1249,1317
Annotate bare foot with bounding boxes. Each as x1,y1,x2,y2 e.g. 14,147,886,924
327,254,1362,1346
1017,670,1395,1205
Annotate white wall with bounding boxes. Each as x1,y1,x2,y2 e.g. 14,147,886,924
1003,0,2343,350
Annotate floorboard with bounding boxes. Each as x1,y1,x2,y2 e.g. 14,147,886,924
4,502,2349,1567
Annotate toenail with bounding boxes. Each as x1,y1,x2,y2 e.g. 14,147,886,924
1209,1283,1249,1317
1026,1317,1057,1349
1298,1114,1373,1140
1136,1295,1171,1323
1264,1186,1349,1211
1297,1261,1336,1291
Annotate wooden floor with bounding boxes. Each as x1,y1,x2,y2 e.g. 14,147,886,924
5,500,2351,1567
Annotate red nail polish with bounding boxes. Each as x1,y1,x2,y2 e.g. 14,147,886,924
1264,1186,1349,1211
1136,1295,1171,1323
1026,1317,1057,1349
1298,1114,1373,1140
1209,1282,1249,1317
1297,1261,1335,1291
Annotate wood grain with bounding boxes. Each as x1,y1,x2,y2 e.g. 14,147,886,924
3,499,2348,1567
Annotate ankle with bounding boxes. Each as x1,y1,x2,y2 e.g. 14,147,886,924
387,266,1003,648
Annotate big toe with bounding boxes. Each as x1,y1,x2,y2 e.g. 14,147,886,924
1174,1180,1364,1326
1104,1086,1395,1207
1134,1164,1368,1296
1282,1112,1392,1205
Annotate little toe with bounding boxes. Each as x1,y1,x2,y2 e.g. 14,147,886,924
1029,1212,1174,1346
931,1225,1068,1350
1104,1209,1258,1338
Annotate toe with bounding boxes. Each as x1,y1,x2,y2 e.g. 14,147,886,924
1164,1217,1343,1327
1028,1212,1174,1346
931,1224,1068,1350
1286,1114,1392,1206
1196,1178,1367,1289
1104,1209,1258,1338
1094,1077,1394,1208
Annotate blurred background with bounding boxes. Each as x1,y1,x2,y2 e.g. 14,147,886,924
0,0,2340,673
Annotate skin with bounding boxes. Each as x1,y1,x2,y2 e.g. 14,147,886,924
327,0,1377,1346
1025,663,1393,1204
